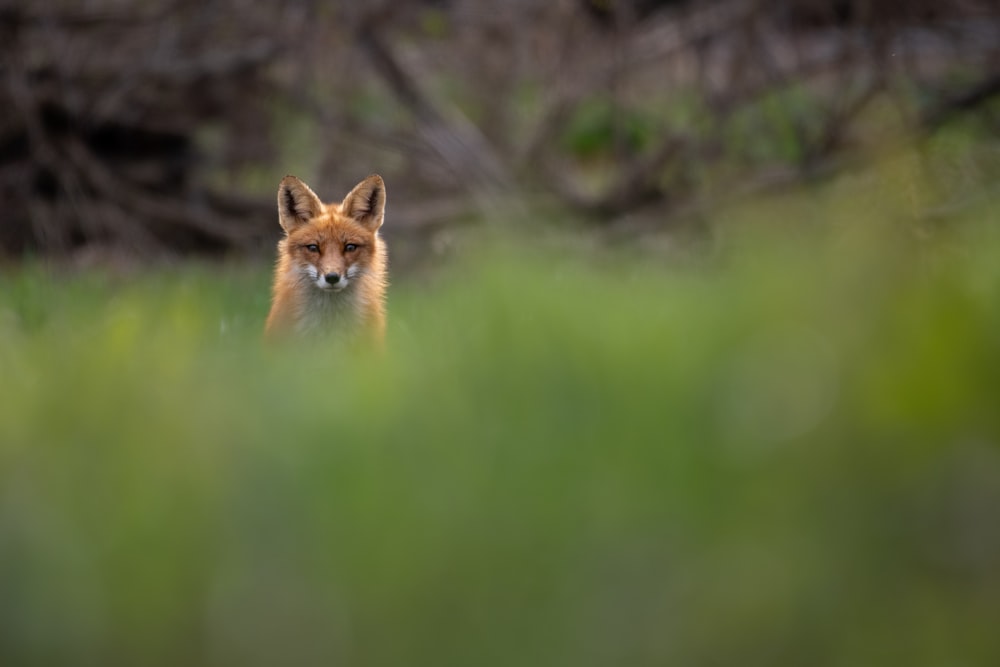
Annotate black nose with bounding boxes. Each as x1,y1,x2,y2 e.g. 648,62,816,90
324,272,340,285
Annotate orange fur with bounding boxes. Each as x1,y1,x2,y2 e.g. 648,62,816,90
265,174,388,342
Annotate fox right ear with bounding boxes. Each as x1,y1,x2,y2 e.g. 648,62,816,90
341,174,386,231
277,175,324,233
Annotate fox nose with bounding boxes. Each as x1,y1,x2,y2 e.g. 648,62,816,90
324,272,341,285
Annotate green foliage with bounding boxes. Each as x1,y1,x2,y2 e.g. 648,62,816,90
725,84,827,165
560,98,657,159
419,7,450,39
2,208,1000,666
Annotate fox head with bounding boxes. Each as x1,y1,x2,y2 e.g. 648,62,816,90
276,174,386,293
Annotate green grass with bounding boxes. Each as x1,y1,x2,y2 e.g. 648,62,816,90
2,195,1000,665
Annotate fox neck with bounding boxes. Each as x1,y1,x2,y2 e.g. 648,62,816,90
293,276,370,337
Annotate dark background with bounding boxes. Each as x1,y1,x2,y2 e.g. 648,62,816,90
1,0,998,262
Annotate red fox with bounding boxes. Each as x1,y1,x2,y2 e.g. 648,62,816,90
265,174,388,341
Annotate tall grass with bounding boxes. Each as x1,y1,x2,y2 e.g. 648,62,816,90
2,174,1000,665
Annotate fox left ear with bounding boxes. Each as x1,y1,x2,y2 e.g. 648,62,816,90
278,175,324,233
341,174,386,231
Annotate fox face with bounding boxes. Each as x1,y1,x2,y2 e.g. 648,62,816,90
277,174,386,294
266,174,388,339
284,211,378,293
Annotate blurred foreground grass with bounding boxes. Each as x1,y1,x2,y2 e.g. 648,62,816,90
2,190,1000,666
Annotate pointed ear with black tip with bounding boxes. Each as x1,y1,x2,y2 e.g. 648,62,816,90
341,174,386,231
277,175,324,233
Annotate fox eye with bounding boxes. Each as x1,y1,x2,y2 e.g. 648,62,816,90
305,244,320,253
344,243,358,252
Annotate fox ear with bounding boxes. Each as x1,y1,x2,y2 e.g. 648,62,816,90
341,174,386,231
277,175,323,233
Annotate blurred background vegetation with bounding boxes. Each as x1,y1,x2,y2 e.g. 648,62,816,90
1,0,998,261
2,1,1000,665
